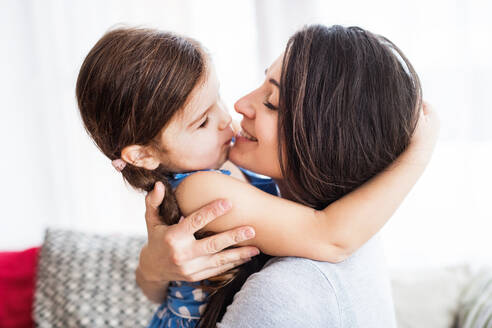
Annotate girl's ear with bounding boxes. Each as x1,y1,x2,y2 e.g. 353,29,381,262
121,145,160,170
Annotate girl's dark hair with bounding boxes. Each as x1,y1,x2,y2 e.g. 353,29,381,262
76,27,205,223
199,25,422,327
76,26,254,327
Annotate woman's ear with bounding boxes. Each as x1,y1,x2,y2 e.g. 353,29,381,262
121,145,160,170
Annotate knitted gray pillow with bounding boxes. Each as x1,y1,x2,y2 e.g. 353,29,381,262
34,229,157,328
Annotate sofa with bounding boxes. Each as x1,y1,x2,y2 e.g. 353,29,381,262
0,229,490,328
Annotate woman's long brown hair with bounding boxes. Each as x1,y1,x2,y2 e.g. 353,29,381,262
200,25,421,327
277,25,421,209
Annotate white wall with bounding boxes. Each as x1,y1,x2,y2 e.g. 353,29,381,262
1,0,491,270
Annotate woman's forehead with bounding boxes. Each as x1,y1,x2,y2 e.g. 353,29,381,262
266,54,283,78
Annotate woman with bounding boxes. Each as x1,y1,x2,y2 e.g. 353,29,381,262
137,25,439,327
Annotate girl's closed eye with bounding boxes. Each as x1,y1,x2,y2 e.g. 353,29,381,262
199,116,209,128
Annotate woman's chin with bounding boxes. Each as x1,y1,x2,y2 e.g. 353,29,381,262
228,143,241,166
229,144,259,173
228,139,282,178
228,143,252,169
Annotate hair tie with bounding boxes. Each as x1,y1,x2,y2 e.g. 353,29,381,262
112,159,127,172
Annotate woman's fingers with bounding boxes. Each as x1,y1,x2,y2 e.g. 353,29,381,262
144,181,166,230
183,245,259,277
204,246,259,269
141,196,259,282
186,258,253,282
179,199,232,235
195,226,256,256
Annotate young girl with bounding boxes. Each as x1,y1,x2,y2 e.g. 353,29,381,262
76,27,429,327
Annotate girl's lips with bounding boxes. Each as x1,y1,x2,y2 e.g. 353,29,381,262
223,137,233,146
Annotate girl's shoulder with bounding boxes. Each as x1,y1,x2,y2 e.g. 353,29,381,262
237,167,279,196
173,165,279,203
167,168,232,189
220,160,278,196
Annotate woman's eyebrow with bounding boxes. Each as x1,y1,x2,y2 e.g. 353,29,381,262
269,78,280,88
264,68,280,89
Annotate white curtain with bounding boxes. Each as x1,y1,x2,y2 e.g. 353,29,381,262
1,0,491,269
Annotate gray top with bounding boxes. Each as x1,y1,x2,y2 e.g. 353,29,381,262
217,234,396,328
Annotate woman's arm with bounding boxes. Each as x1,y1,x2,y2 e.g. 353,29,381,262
135,184,260,303
136,259,170,303
176,104,439,262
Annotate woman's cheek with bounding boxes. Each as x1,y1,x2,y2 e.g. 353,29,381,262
260,116,279,150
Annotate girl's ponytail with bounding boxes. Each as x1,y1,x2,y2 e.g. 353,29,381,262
120,164,180,225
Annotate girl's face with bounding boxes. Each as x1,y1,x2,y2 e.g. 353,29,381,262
156,64,234,172
229,55,283,179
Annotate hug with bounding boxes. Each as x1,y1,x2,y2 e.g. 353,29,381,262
76,24,438,327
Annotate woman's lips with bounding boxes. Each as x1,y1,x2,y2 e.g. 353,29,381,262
237,129,258,142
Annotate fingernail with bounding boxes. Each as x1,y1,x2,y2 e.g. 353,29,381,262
242,228,255,239
220,199,231,211
250,249,260,257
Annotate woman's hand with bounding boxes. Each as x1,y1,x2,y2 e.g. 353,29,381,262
408,101,441,164
136,182,260,296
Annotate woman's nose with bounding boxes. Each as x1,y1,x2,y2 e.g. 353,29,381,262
234,91,256,119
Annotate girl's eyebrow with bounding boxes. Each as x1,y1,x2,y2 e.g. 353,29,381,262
188,108,208,128
188,85,218,128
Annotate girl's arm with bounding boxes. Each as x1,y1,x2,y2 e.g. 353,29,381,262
176,105,438,262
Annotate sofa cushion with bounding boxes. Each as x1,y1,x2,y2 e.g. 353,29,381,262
456,267,492,328
0,247,40,328
390,265,472,328
34,229,157,328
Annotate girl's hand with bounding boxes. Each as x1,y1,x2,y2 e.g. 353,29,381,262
137,182,259,284
408,101,440,164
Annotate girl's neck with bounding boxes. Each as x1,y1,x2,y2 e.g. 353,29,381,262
219,160,248,183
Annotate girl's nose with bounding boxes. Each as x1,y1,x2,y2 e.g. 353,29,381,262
218,100,232,130
234,91,256,119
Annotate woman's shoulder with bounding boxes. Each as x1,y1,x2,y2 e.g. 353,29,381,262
228,237,394,327
254,235,388,300
218,256,340,327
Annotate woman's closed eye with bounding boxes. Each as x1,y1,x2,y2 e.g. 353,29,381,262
263,100,278,111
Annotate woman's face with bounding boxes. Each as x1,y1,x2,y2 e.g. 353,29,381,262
229,55,283,179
